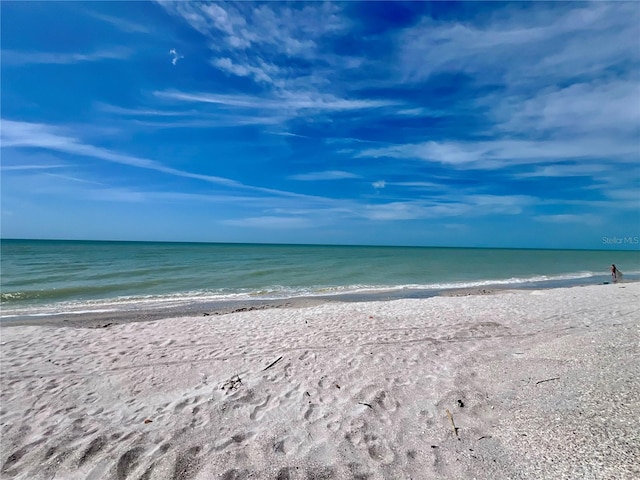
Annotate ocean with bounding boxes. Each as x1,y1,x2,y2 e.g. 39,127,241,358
1,239,639,320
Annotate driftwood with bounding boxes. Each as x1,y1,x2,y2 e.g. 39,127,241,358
535,377,560,385
262,356,283,371
446,409,460,440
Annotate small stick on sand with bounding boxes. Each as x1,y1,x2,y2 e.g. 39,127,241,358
535,377,560,385
358,402,373,409
446,409,460,440
262,356,283,371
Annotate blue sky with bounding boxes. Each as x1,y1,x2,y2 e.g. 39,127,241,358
1,1,639,249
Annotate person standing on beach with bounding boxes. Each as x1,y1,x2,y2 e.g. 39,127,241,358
611,264,619,282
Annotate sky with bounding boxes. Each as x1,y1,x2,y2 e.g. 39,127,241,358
1,1,639,249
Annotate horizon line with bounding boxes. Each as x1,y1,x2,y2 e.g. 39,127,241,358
2,237,639,253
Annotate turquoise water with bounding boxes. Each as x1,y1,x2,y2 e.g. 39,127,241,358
1,239,639,318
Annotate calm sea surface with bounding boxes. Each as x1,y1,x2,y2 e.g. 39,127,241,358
2,239,639,319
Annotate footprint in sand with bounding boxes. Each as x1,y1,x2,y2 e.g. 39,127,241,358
249,395,271,420
115,447,144,480
273,435,302,455
303,403,321,422
327,420,341,432
318,376,332,389
78,435,107,466
364,433,395,465
172,445,202,480
374,390,399,412
173,396,202,414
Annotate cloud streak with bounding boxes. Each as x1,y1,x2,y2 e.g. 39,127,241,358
2,48,132,65
289,171,359,181
155,90,395,112
357,138,637,169
0,119,325,200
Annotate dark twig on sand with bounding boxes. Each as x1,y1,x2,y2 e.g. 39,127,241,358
221,375,242,393
535,377,560,385
358,402,373,409
446,409,460,440
262,356,283,371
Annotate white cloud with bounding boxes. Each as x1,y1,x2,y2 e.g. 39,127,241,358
517,163,609,178
97,103,193,117
357,138,637,169
363,202,426,221
372,180,386,190
155,90,395,116
289,170,359,181
535,214,602,225
360,194,536,221
0,119,324,200
494,80,640,138
222,216,311,229
2,48,132,65
265,131,309,139
1,164,69,171
42,172,103,185
385,2,640,183
389,181,448,190
212,57,274,83
162,1,346,56
169,48,183,65
157,0,360,119
85,10,150,33
397,2,639,86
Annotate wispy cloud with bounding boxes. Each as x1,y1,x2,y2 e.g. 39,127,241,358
289,170,359,181
0,119,322,200
155,90,395,112
97,103,194,117
357,138,637,169
161,1,347,58
2,47,132,65
222,216,312,229
212,57,275,84
389,181,450,190
535,214,602,226
516,163,610,178
1,164,70,171
265,131,310,139
85,10,150,34
155,1,376,131
494,80,640,138
149,89,396,130
42,172,103,185
361,194,537,221
353,1,639,185
397,2,638,86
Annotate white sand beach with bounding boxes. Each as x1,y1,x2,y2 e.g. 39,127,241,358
1,283,638,480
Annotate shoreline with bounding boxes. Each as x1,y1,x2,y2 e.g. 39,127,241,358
2,277,637,329
1,282,638,479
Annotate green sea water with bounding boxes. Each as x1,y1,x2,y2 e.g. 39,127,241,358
1,239,639,319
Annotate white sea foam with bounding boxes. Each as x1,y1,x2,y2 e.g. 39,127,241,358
2,270,629,320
